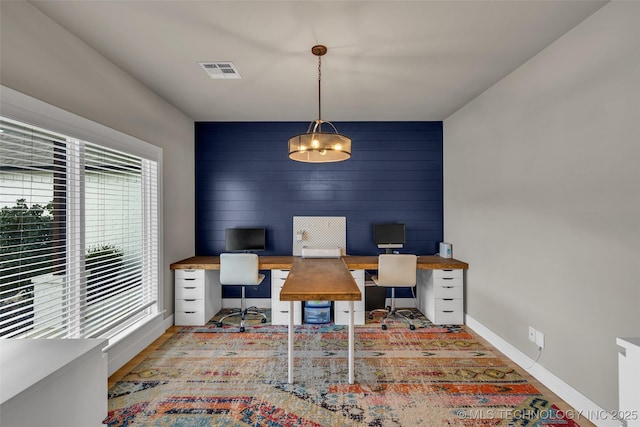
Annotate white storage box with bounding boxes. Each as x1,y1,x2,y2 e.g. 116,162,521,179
301,246,341,258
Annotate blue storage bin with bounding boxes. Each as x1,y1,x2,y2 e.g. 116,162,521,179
304,306,331,324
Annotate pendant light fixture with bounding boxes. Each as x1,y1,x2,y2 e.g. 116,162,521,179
288,45,352,163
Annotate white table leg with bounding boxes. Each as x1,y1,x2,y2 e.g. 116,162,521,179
288,301,294,384
348,300,355,384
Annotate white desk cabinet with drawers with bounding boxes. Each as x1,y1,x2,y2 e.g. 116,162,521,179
334,269,365,325
174,269,222,326
271,269,302,325
417,268,464,325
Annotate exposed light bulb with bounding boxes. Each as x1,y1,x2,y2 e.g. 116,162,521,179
319,149,327,155
300,145,307,151
311,139,320,149
334,143,342,151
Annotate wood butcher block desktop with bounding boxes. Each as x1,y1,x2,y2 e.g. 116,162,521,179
343,255,468,270
170,255,468,271
279,257,361,302
170,255,295,270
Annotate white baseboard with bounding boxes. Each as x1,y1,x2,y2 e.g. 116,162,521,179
105,313,174,376
465,315,621,427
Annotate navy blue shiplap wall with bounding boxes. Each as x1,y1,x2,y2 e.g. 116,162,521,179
195,121,443,298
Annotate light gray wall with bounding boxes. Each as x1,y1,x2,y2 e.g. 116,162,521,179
444,2,639,411
0,1,195,318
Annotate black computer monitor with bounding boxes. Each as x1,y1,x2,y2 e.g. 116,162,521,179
225,227,266,252
373,223,406,253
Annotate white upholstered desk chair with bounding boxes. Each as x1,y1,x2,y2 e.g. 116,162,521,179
218,253,267,332
369,254,417,330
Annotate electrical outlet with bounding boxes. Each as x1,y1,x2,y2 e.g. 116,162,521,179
535,330,545,348
528,326,536,343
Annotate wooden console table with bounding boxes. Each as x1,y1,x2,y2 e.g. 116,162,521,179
279,257,361,384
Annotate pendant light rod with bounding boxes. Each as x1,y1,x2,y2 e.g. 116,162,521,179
318,56,321,123
312,45,327,125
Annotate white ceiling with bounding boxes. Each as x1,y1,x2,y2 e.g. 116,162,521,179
29,0,607,122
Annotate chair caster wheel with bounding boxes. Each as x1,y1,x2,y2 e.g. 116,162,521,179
409,314,415,319
386,306,391,311
261,318,267,323
240,326,245,332
381,324,387,330
368,315,373,320
217,322,223,327
409,324,416,330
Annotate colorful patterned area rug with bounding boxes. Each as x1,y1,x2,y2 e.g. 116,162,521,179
105,310,583,426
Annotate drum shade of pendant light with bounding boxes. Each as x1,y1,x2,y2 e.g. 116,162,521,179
288,45,351,163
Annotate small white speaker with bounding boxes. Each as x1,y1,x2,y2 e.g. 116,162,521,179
439,242,452,258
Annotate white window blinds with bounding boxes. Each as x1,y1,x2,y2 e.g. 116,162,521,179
0,116,159,339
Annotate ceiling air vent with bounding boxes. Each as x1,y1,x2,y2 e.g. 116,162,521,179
199,62,242,79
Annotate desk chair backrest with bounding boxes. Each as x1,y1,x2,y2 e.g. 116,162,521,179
220,253,261,285
375,254,417,287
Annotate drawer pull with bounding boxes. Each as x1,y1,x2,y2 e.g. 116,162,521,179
442,277,454,280
184,311,196,314
443,298,454,301
442,269,453,272
279,310,290,314
184,286,196,289
443,310,454,313
443,286,454,289
184,299,196,302
183,278,196,281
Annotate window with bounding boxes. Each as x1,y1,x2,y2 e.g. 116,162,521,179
0,114,160,339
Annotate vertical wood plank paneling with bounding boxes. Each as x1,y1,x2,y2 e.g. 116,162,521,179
195,121,443,299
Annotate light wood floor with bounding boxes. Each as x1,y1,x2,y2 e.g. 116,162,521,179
108,325,179,389
108,321,596,427
467,328,596,427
